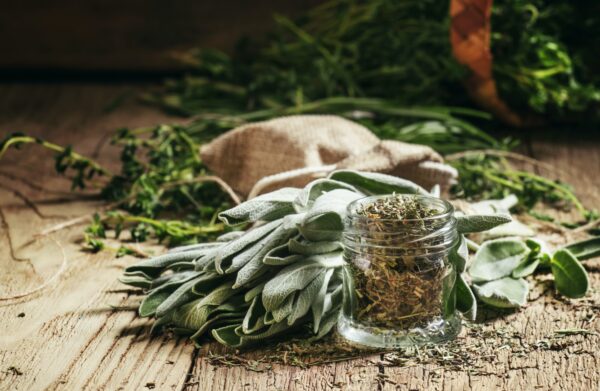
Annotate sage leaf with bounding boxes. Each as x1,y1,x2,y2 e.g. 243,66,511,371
211,324,241,346
263,243,304,265
473,277,528,308
140,289,173,317
272,292,296,322
442,270,457,317
213,320,295,348
311,304,341,340
262,252,344,311
294,178,359,209
288,272,327,325
218,187,299,225
329,170,427,195
167,281,239,331
340,265,355,318
449,235,468,273
225,223,296,273
469,238,529,282
311,268,336,332
216,231,245,242
551,249,589,298
243,296,267,333
288,237,342,255
244,282,266,302
191,313,245,346
150,270,202,290
126,249,211,277
233,256,271,289
564,237,600,261
512,258,540,278
167,242,221,254
168,300,214,331
322,284,343,314
456,214,512,234
118,271,152,289
190,272,227,295
155,276,212,317
299,189,362,241
139,271,202,317
455,274,476,320
214,219,282,273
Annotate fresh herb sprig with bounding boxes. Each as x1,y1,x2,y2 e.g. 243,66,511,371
147,0,599,123
0,125,233,248
447,152,596,224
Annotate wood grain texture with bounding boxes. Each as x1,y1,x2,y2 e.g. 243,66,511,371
0,83,598,391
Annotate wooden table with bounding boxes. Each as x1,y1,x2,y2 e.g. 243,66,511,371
0,82,598,390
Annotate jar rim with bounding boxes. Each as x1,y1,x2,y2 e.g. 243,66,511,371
346,194,454,223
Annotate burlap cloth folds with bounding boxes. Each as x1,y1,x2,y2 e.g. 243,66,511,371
200,115,457,198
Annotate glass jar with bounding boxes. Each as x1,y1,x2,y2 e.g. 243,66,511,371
338,194,460,348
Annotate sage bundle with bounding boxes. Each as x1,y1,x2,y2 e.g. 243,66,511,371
121,170,512,347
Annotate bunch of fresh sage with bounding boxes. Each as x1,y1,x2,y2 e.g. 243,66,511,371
468,236,594,310
121,170,515,347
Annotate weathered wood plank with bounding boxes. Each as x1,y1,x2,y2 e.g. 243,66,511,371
0,83,598,391
0,83,195,391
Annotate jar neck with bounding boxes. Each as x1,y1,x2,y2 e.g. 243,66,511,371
343,194,457,252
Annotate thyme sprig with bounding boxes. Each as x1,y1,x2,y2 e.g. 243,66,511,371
0,125,233,248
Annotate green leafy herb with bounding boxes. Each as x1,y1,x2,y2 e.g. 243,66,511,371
550,249,589,298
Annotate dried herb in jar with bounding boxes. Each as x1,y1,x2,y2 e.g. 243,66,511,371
346,194,456,330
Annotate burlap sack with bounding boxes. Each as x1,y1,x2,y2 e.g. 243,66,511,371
200,115,457,198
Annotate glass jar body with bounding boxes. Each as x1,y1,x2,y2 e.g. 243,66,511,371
338,195,461,348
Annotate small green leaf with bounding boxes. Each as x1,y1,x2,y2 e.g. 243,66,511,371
456,214,512,234
288,272,326,325
214,219,282,273
473,277,528,308
550,249,589,298
469,238,529,282
328,170,427,195
564,237,600,261
449,235,468,273
298,189,361,241
294,178,359,209
288,238,342,255
224,223,296,273
512,258,540,278
263,243,304,265
125,249,211,277
455,274,477,320
218,187,299,225
262,252,344,311
242,296,267,333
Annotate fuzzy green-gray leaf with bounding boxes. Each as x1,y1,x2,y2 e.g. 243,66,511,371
551,249,589,298
299,189,362,241
456,214,512,234
473,277,528,308
288,272,326,325
262,252,344,311
449,235,468,273
564,237,600,261
294,178,360,209
455,274,476,320
469,238,529,282
219,187,299,225
328,170,427,195
288,237,342,255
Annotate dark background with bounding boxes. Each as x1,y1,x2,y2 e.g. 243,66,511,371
0,0,322,76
